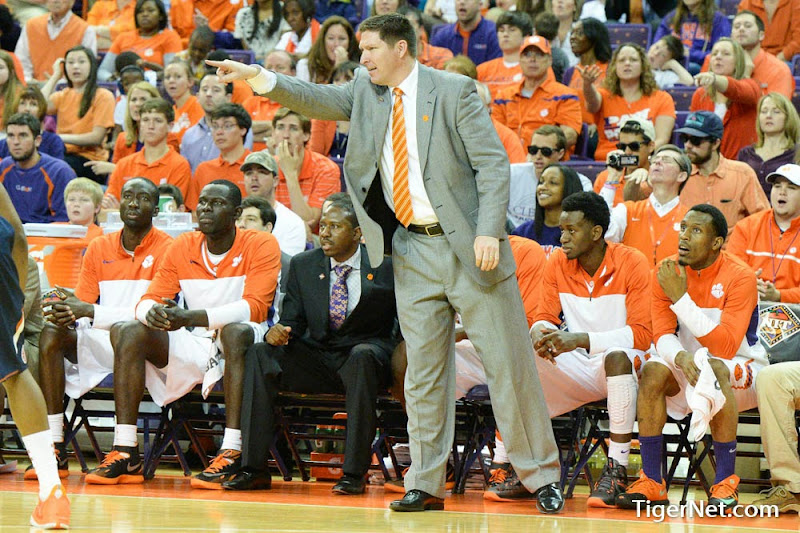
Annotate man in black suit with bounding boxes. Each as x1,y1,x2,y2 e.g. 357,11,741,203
224,194,399,495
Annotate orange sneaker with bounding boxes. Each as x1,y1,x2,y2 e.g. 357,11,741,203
30,484,70,530
190,449,241,490
708,475,739,514
615,471,669,509
85,446,143,485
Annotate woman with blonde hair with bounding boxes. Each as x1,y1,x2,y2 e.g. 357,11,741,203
653,0,730,73
738,93,800,195
689,38,760,160
0,50,24,132
299,16,359,84
583,42,675,160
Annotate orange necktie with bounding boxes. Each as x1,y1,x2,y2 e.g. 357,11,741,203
392,88,413,226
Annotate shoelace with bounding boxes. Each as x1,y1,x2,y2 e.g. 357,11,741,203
98,450,127,468
759,485,786,498
206,451,237,474
488,467,509,485
627,475,660,494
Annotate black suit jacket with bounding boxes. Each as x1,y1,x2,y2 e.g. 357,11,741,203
280,245,398,355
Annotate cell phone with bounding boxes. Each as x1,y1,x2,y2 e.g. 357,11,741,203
42,288,67,304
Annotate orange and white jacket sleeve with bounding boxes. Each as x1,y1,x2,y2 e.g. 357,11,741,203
591,251,652,352
652,270,684,365
666,273,757,360
74,239,101,306
135,241,182,323
531,252,562,332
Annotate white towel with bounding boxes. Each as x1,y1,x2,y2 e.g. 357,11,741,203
686,348,727,442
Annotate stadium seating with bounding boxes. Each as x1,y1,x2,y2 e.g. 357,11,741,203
607,24,651,50
221,49,255,65
670,85,695,112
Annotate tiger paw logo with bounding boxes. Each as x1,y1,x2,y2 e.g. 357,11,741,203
142,255,154,269
232,254,243,267
711,283,724,299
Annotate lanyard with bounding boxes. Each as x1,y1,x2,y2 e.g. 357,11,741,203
647,202,680,266
768,221,800,284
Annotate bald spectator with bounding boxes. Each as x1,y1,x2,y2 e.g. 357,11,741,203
181,72,255,173
15,0,97,82
243,50,297,152
492,35,582,150
430,0,502,66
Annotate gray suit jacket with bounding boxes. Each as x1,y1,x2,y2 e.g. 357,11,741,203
265,64,515,286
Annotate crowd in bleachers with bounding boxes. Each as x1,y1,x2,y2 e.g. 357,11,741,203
5,0,800,520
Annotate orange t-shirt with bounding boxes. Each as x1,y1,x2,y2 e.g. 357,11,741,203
109,29,182,68
86,0,136,42
51,87,116,161
492,117,526,164
568,62,608,124
106,147,192,201
492,78,583,150
275,149,341,211
243,94,281,152
231,80,253,104
186,149,250,210
417,40,454,70
170,95,204,144
112,131,181,163
309,119,337,157
170,0,243,45
477,57,523,101
594,88,676,161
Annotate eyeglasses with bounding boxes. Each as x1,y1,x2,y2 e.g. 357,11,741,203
210,122,240,132
649,155,681,167
679,133,711,146
616,141,642,151
528,145,556,157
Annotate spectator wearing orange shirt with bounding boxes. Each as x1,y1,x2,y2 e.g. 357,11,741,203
492,35,582,151
476,11,531,100
689,38,760,160
64,178,105,240
583,43,676,161
170,0,244,47
41,46,115,184
677,111,769,233
567,17,611,125
473,80,526,165
738,0,800,62
164,60,204,144
593,118,655,208
245,50,295,153
206,50,254,104
104,99,192,208
728,163,800,304
272,107,340,229
87,0,137,50
400,6,453,70
111,81,180,164
175,25,216,83
187,103,252,210
309,61,357,158
98,0,182,79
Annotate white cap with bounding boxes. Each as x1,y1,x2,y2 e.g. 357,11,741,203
766,164,800,186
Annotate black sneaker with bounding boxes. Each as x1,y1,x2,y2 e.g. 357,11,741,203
483,465,535,502
85,446,143,485
191,449,241,490
24,442,70,481
587,457,628,508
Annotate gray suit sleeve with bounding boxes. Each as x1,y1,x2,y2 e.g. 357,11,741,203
264,71,358,123
455,79,510,239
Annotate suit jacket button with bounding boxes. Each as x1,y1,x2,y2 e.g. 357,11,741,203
379,97,384,102
361,187,367,192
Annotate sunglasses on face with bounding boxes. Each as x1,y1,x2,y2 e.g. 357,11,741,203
679,134,711,146
528,145,556,157
616,141,642,151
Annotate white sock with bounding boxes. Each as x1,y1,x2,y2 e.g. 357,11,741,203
608,439,631,467
221,428,242,452
113,424,138,449
493,434,509,464
48,414,64,444
23,430,60,500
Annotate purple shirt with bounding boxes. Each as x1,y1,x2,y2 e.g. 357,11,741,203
736,144,797,197
0,153,76,223
430,17,502,67
0,132,66,161
654,11,731,67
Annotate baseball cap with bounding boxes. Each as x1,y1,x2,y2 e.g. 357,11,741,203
240,150,278,174
620,118,656,143
520,35,551,55
766,164,800,186
675,111,724,140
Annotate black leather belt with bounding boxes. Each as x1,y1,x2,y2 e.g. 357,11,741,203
407,223,444,236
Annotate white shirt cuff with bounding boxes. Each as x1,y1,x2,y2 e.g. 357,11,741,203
656,334,685,366
246,66,277,95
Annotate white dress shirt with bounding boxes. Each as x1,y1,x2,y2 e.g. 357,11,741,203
329,246,361,316
272,201,307,256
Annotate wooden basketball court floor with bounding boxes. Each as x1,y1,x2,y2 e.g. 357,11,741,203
0,466,797,532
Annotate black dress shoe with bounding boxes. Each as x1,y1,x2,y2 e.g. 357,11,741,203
222,469,272,491
332,474,366,495
389,489,445,512
535,482,564,514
